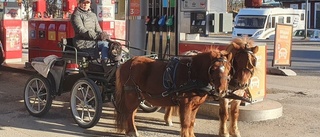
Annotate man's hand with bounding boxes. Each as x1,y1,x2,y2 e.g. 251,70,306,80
100,32,110,41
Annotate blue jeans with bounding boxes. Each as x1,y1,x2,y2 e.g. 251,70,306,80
97,41,109,60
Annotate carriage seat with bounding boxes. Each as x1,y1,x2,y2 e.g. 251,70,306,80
31,55,64,78
59,38,95,61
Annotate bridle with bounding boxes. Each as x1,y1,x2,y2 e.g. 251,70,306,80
231,49,257,79
208,55,231,90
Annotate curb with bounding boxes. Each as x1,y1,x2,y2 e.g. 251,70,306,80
198,99,283,121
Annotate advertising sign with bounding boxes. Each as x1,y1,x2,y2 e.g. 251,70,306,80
114,20,126,43
97,5,115,21
181,0,207,11
249,44,266,102
4,7,21,20
273,24,293,66
58,24,67,40
5,27,21,51
48,24,56,41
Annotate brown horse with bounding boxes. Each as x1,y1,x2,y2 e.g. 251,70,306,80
114,49,232,137
219,36,259,137
163,50,201,127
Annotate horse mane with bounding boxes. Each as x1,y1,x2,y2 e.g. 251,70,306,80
226,36,258,72
226,36,255,53
191,48,225,70
200,47,221,57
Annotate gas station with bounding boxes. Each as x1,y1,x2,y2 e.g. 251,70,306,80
0,0,281,121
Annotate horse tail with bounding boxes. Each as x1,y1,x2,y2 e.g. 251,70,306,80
114,65,128,133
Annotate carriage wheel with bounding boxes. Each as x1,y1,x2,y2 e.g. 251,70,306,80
139,100,161,113
70,78,102,128
24,74,53,117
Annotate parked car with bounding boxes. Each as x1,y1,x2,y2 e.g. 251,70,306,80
292,29,320,41
269,29,320,41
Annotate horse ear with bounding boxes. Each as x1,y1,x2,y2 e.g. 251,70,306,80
251,46,259,54
220,50,232,62
220,50,228,55
227,52,233,62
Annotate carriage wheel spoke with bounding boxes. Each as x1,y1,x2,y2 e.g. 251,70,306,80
36,80,44,94
86,107,93,121
31,96,37,108
81,107,85,121
75,95,82,103
37,96,41,111
79,86,86,100
87,96,95,103
38,92,47,97
29,86,36,95
84,86,90,101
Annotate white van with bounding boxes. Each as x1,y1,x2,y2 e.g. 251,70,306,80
232,8,305,39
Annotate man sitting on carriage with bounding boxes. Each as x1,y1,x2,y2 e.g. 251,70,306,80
71,0,122,72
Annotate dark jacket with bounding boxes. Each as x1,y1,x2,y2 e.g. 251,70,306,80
71,7,102,50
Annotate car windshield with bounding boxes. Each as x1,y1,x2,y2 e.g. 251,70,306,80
293,30,314,37
234,16,267,29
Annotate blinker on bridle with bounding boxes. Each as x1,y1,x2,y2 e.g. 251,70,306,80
208,56,230,85
233,47,257,77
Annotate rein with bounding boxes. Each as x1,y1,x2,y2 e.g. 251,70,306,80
124,54,229,100
160,55,229,98
226,48,257,103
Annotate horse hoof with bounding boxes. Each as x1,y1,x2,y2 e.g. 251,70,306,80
230,130,241,137
165,122,173,126
126,132,139,137
231,134,241,137
219,133,230,137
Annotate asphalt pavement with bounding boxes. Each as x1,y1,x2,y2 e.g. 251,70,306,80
2,46,319,121
1,37,319,136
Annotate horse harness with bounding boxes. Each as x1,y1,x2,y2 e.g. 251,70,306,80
226,46,257,103
123,55,229,103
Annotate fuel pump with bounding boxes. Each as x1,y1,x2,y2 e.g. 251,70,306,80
32,0,46,18
158,0,166,58
146,0,157,55
28,0,76,61
149,0,160,54
62,0,77,18
0,1,23,63
190,12,206,34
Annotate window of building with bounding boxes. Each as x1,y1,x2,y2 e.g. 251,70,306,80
278,16,284,24
286,17,291,23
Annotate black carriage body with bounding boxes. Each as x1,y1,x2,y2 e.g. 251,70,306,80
25,37,160,129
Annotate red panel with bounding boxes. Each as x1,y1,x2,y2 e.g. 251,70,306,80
0,20,22,60
99,21,115,38
178,42,228,55
28,19,75,61
3,27,22,59
62,0,77,13
33,0,46,13
2,20,22,27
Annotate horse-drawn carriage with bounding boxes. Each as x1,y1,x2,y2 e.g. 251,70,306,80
23,38,159,128
24,36,259,137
